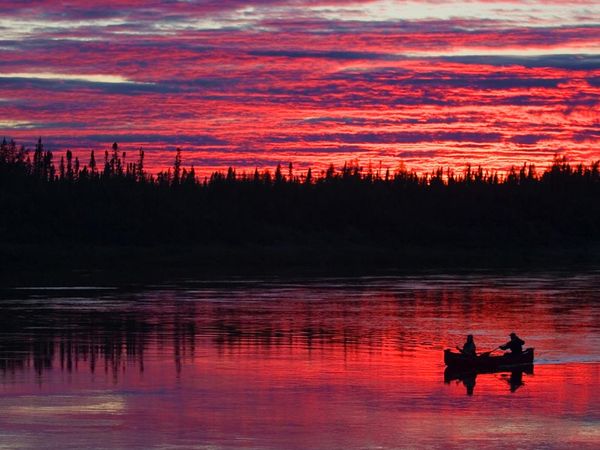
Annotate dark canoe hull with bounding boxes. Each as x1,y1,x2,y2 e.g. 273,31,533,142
444,348,534,369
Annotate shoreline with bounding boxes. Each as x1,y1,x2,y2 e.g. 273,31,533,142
2,241,599,286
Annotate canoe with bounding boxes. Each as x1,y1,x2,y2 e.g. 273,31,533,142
444,348,534,369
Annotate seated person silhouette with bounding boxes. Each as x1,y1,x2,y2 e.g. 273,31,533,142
500,332,525,355
458,334,477,357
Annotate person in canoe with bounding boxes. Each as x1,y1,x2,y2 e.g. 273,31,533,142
500,332,525,355
457,334,477,357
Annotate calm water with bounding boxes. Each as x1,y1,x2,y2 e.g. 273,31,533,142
1,272,599,449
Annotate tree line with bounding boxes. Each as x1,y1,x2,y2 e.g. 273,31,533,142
1,138,599,250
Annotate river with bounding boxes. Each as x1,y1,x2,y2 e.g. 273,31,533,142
1,272,599,449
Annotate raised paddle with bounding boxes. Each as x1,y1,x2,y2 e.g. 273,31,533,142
479,346,501,357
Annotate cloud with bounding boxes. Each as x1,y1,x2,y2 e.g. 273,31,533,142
510,134,553,145
84,134,229,146
273,131,504,144
0,0,598,175
441,54,600,70
0,72,145,84
248,49,399,60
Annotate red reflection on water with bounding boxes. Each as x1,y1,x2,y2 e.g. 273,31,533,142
0,280,599,448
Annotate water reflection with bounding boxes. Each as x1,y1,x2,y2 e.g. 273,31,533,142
2,275,599,381
444,365,534,395
0,274,599,449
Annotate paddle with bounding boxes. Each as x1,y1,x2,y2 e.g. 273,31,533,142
479,346,501,357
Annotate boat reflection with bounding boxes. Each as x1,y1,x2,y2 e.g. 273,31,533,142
444,364,534,395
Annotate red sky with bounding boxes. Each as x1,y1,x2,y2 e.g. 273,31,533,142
0,0,598,174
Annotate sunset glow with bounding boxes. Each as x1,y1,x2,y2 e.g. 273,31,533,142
0,0,598,174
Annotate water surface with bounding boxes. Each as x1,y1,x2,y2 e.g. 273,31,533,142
1,272,599,449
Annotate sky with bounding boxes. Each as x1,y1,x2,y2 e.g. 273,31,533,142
0,0,599,174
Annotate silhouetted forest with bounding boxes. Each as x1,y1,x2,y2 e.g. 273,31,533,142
1,138,599,270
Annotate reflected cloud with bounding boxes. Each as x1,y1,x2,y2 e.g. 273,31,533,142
8,396,126,415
